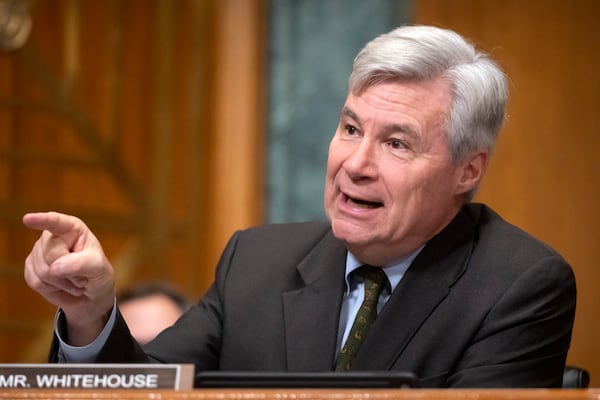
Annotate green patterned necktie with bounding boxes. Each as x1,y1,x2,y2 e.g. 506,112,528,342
335,265,388,371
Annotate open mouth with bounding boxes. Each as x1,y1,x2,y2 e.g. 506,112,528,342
345,195,383,209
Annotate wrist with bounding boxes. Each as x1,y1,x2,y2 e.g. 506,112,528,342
63,300,114,346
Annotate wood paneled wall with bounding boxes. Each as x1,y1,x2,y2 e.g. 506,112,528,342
0,0,265,362
413,0,600,385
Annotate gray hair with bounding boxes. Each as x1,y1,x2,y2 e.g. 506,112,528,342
349,25,508,164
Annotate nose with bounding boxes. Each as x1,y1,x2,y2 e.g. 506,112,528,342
343,139,378,180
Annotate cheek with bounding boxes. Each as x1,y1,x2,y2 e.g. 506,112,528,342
324,145,347,207
325,143,345,179
324,160,340,204
384,166,449,203
418,167,460,201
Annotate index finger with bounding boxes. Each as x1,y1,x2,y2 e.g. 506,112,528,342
23,212,86,250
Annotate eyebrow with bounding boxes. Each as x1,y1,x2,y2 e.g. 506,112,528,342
340,106,420,140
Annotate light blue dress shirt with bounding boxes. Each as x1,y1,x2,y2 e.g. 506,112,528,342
337,248,423,353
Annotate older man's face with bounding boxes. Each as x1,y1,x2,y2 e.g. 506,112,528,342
324,78,481,266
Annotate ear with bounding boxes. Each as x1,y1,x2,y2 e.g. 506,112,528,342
455,152,489,195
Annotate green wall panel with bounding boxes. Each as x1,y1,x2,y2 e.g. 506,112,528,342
267,0,410,223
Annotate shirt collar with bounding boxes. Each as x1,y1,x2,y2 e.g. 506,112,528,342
344,246,424,294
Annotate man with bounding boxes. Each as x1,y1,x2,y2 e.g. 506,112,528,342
23,25,576,387
118,282,189,345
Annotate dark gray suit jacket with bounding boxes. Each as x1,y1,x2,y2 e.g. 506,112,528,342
53,203,576,387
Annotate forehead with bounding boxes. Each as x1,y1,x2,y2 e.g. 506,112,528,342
344,78,452,130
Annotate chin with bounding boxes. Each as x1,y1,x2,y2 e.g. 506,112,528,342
331,220,373,247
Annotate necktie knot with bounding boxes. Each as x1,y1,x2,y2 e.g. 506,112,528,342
357,265,389,298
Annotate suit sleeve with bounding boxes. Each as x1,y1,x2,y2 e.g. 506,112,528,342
447,254,576,387
117,231,242,368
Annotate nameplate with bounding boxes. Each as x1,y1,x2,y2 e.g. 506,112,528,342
0,363,194,390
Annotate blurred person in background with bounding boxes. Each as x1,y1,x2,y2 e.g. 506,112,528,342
118,282,189,345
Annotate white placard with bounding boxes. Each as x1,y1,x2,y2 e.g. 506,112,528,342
0,363,194,390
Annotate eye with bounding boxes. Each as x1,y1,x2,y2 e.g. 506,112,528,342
389,139,408,150
344,124,358,136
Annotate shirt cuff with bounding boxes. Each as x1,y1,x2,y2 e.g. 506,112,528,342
54,298,117,363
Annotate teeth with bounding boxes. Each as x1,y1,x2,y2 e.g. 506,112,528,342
347,197,382,209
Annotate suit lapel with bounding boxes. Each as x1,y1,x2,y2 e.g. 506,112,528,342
351,206,479,370
283,230,347,371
